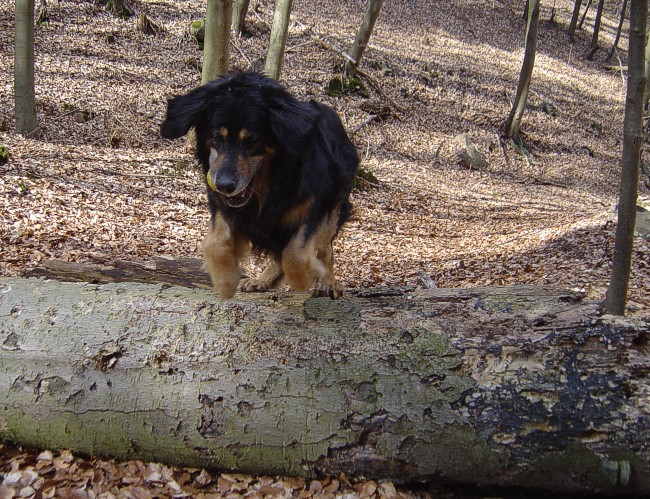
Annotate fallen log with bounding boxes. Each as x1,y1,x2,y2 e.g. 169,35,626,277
26,257,211,289
1,276,649,495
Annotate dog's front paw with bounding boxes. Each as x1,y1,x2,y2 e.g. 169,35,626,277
312,280,343,299
214,277,240,300
240,278,273,293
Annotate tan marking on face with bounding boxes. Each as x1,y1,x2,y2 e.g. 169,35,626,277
218,126,228,140
238,129,249,142
280,198,314,228
249,147,276,209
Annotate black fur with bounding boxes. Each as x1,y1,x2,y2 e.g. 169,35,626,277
161,71,359,261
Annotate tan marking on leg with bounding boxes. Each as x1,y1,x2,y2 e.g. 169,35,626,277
310,210,343,299
201,213,250,300
282,208,343,298
240,258,284,292
280,198,314,228
282,226,324,291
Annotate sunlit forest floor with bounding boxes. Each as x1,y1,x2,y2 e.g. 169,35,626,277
1,0,649,496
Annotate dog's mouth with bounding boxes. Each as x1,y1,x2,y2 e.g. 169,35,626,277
223,185,254,208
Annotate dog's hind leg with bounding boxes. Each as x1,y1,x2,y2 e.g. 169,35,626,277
282,209,343,299
312,206,345,299
202,213,249,299
313,239,343,299
240,258,284,292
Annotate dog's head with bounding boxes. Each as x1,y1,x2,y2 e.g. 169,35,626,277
161,72,318,209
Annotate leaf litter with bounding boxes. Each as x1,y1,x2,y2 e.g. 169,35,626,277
1,0,649,497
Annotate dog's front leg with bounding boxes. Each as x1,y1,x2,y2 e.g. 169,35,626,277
202,213,249,299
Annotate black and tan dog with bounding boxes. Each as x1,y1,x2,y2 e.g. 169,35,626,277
161,72,359,299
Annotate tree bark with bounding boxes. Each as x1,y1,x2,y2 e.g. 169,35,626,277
1,277,649,494
579,0,592,30
346,0,384,75
202,0,233,84
604,0,647,315
231,0,250,36
606,0,628,62
568,0,583,42
26,257,212,289
264,0,293,81
15,0,37,135
505,0,539,140
586,0,605,60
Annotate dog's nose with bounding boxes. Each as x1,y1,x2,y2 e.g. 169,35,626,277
214,171,238,195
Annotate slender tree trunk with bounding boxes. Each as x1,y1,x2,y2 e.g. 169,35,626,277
587,0,606,59
265,0,293,81
579,0,592,30
231,0,250,37
202,0,233,84
645,26,650,108
568,0,583,41
15,0,37,135
604,0,647,315
549,0,556,22
346,0,384,75
1,278,649,494
606,0,628,62
523,0,529,21
505,0,539,140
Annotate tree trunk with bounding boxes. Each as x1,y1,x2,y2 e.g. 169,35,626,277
644,25,650,109
606,0,628,62
346,0,384,75
202,0,233,84
505,0,539,140
586,0,606,59
579,0,592,30
604,0,647,315
1,277,649,495
264,0,293,81
15,0,37,135
568,0,583,41
231,0,250,36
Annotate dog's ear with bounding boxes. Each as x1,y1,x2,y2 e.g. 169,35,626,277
261,84,319,153
160,82,221,140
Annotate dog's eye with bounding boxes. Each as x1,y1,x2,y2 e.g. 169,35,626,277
238,129,258,147
211,135,225,148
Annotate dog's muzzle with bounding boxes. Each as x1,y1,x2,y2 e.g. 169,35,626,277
206,170,255,208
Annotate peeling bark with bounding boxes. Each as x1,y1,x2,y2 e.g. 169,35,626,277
0,278,649,494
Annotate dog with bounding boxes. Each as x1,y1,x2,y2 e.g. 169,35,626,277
161,72,359,299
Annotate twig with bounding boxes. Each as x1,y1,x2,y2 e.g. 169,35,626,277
497,133,511,171
285,39,316,53
614,49,626,89
355,67,405,114
350,115,379,136
232,36,252,67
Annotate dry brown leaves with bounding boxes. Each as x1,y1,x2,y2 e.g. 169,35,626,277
0,445,413,499
1,0,650,496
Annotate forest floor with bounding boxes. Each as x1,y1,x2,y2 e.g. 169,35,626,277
1,0,649,497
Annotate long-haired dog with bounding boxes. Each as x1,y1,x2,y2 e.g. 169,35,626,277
161,72,359,299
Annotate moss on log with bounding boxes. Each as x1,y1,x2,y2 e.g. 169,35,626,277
0,278,649,494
